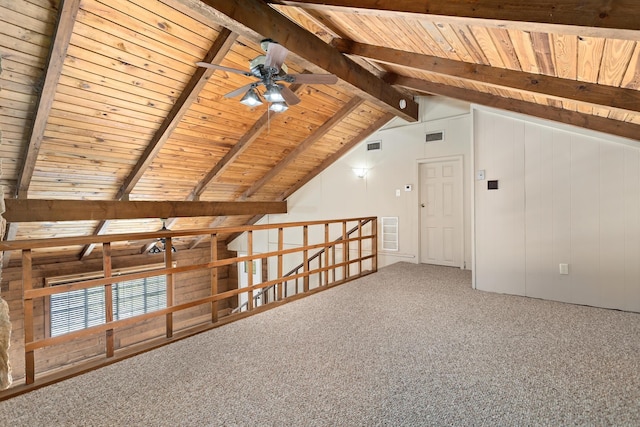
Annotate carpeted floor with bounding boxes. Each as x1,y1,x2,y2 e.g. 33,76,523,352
2,262,640,426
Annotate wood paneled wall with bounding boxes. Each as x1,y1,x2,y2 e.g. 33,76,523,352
0,244,237,382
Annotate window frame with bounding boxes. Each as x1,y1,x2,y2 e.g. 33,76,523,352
45,264,170,338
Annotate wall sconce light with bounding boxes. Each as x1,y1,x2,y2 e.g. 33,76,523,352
352,168,367,178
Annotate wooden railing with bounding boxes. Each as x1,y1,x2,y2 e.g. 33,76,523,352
0,217,377,396
234,218,375,312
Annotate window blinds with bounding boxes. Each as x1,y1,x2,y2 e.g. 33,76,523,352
50,276,167,337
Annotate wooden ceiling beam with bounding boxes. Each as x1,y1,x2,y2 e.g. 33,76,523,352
334,39,640,115
388,74,640,143
116,28,238,200
4,199,287,223
272,0,640,40
79,220,108,259
189,83,306,200
192,0,418,121
16,0,81,199
225,111,394,244
79,29,238,260
238,96,364,200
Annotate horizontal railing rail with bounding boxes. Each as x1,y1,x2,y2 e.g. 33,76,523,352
233,218,374,313
0,217,377,398
0,217,377,251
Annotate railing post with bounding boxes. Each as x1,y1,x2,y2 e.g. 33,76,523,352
317,252,322,287
22,249,35,385
247,231,253,311
358,220,363,275
277,227,283,300
262,257,270,304
165,237,174,338
303,225,309,292
372,217,378,272
331,237,336,283
210,233,218,323
324,223,329,287
343,221,348,280
103,243,114,358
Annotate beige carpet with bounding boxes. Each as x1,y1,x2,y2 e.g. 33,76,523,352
2,262,640,426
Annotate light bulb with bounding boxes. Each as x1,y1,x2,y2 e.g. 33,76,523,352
269,101,288,113
240,88,263,107
263,84,285,103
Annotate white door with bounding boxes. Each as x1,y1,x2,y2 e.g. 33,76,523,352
419,158,463,267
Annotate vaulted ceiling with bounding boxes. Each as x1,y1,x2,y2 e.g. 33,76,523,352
1,0,639,264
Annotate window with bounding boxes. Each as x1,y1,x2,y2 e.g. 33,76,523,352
50,286,106,337
113,276,166,320
50,275,167,337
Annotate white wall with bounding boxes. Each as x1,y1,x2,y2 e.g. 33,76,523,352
230,96,473,269
474,106,640,312
228,100,640,312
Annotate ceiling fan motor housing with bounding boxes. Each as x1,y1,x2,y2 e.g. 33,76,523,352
249,55,288,78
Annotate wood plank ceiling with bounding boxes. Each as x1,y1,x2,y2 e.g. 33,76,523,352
1,0,639,264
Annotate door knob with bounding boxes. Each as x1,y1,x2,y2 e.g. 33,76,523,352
421,203,425,208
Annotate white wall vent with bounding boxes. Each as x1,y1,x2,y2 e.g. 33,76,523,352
367,140,382,151
425,131,445,142
381,217,399,251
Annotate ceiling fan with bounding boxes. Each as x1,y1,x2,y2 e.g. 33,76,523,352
197,39,338,112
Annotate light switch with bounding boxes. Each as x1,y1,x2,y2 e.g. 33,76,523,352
395,189,401,197
559,263,569,275
476,170,486,180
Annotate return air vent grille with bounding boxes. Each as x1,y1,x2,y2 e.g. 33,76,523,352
367,141,382,151
426,131,444,142
381,217,399,251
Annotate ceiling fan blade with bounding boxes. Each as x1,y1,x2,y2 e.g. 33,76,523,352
264,42,289,72
196,62,253,77
224,82,257,99
280,85,301,106
288,73,338,85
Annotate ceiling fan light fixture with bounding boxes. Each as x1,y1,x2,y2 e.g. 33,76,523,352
240,88,263,107
151,218,176,253
263,84,285,103
269,101,288,113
